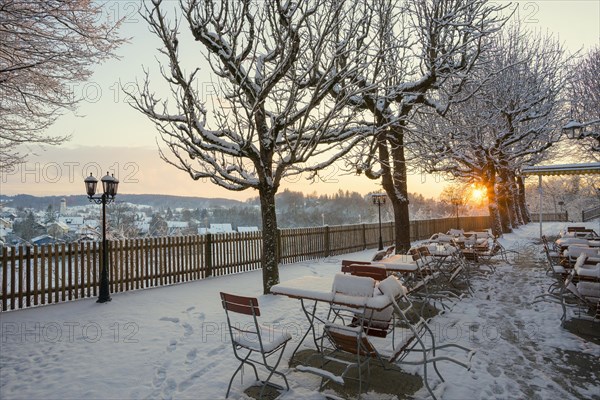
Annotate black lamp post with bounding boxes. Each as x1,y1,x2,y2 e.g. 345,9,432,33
371,193,386,250
85,172,119,303
451,197,461,229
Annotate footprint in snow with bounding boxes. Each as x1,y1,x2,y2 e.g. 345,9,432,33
185,306,195,312
197,312,205,321
162,378,177,400
206,344,226,357
182,322,193,337
153,365,168,388
160,317,180,324
177,360,220,392
167,339,177,352
186,348,198,362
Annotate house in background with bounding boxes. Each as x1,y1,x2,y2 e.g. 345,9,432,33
58,216,84,233
46,221,69,239
31,234,64,246
237,226,259,233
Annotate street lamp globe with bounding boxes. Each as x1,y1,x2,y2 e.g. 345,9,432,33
84,173,98,197
563,119,584,140
101,172,119,198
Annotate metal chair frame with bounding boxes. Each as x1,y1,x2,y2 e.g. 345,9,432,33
220,292,291,399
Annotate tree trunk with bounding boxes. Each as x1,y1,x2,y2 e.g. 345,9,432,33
487,186,503,237
516,175,531,223
258,184,280,294
379,127,411,253
496,179,512,233
483,164,502,237
509,175,524,226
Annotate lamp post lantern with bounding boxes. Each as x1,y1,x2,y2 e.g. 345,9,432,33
562,118,600,152
371,193,387,251
85,172,119,303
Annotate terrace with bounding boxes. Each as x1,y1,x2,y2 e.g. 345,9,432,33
0,222,598,400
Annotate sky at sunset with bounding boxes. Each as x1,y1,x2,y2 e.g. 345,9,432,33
2,0,599,201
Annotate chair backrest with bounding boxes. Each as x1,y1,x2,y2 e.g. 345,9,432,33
409,247,421,261
220,292,260,317
324,324,378,357
567,226,587,232
372,250,387,261
332,273,375,297
417,246,431,256
385,245,396,255
341,259,372,267
341,264,387,281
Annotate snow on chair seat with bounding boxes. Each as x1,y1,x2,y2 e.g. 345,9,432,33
577,281,600,298
575,263,600,280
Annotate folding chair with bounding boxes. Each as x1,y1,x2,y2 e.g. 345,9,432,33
533,254,600,323
379,276,475,400
220,292,292,399
541,235,560,264
297,323,381,399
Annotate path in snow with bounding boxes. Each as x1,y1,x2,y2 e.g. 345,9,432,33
437,236,600,400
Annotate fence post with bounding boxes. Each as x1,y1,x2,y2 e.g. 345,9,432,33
276,228,282,264
205,233,212,277
324,225,330,257
25,245,31,308
2,247,7,311
362,224,367,250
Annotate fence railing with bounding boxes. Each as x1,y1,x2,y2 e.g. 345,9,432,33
529,212,568,222
1,216,490,311
582,206,600,222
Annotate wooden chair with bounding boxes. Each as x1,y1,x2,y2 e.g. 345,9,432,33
298,323,381,399
220,292,292,399
341,263,388,281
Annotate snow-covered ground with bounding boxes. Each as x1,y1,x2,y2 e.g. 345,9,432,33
1,222,599,400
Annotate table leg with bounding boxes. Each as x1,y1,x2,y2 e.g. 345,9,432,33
289,298,319,363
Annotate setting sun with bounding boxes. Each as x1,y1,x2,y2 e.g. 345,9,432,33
471,186,486,203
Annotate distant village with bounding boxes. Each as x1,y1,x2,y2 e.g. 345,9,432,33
20,180,599,248
0,197,260,248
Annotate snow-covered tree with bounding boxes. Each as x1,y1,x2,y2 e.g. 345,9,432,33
415,24,569,235
339,0,506,251
0,0,125,170
567,47,600,156
131,0,373,293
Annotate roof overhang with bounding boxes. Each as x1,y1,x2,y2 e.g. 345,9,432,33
521,162,600,176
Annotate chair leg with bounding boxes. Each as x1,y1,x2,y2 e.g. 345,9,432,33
226,351,259,398
259,344,289,400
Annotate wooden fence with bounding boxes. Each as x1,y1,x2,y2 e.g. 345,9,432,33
1,216,489,311
529,212,568,222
